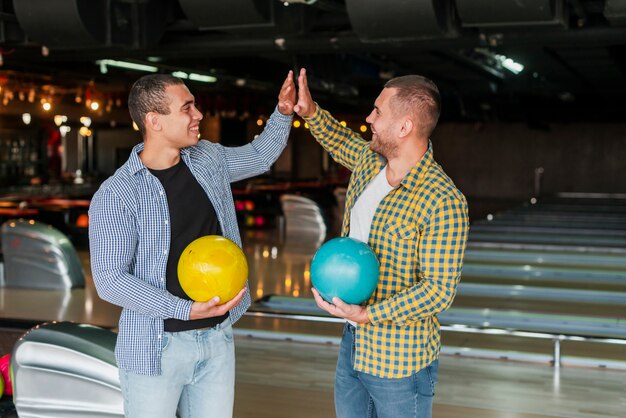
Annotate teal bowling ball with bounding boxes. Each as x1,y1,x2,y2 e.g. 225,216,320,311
311,237,380,304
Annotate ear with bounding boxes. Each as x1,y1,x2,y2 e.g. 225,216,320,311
145,112,162,132
398,117,413,138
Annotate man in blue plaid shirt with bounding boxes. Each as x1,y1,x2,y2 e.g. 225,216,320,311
292,68,469,418
89,72,295,417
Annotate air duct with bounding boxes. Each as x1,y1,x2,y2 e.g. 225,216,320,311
178,0,274,30
345,0,456,42
456,0,566,27
13,0,168,49
604,0,626,25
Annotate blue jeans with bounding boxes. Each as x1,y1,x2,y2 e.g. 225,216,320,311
335,323,439,418
119,317,235,418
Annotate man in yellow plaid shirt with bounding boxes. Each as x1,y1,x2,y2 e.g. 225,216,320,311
291,68,469,418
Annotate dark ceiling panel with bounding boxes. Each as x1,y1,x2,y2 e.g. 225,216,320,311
13,0,169,49
13,0,108,47
178,0,273,29
456,0,566,27
345,0,456,41
604,0,626,24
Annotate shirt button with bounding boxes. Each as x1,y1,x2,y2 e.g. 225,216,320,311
163,250,167,255
165,220,169,225
157,334,162,339
159,191,164,196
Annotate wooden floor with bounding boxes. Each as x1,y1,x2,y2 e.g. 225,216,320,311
233,336,626,418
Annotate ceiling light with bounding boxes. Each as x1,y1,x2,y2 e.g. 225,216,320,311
282,0,317,4
54,115,67,127
188,73,217,83
80,116,92,127
96,59,158,74
496,55,524,74
172,71,189,79
171,71,216,83
473,49,524,76
79,126,92,137
502,58,524,74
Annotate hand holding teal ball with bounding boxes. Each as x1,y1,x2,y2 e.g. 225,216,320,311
310,237,380,305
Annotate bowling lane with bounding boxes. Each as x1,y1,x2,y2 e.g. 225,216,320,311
1,228,623,329
0,251,120,329
464,247,626,269
451,294,623,317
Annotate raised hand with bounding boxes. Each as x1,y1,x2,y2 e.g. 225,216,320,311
294,68,316,118
277,70,296,115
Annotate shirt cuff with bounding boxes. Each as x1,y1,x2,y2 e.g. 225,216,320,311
172,297,194,321
271,105,294,123
366,302,390,324
302,102,322,123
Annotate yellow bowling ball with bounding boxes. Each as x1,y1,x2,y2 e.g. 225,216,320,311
178,235,248,303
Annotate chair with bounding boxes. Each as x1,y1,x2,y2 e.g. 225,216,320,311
279,194,327,247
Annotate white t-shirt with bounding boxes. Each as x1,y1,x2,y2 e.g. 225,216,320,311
349,165,394,243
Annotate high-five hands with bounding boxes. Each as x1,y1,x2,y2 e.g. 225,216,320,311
311,288,370,324
278,68,317,118
293,68,316,118
278,70,297,115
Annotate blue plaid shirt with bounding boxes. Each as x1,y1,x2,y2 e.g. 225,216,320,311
89,108,292,375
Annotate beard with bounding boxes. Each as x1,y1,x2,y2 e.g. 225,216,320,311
369,132,399,159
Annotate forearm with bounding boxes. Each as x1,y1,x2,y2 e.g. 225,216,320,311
304,104,368,171
366,273,460,324
367,196,469,325
223,106,292,182
92,268,192,320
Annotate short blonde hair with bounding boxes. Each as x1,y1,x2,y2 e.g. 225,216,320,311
385,75,440,138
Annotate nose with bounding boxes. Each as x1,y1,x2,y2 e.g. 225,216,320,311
193,105,203,120
365,110,374,124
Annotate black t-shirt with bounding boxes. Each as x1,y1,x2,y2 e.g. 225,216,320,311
150,159,228,332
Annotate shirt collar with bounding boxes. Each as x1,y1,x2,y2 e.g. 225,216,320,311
126,143,192,175
399,140,434,191
127,143,146,175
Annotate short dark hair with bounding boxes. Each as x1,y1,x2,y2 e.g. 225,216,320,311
128,74,185,137
384,75,441,138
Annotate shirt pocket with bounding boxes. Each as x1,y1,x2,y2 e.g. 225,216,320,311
383,222,417,240
380,222,420,290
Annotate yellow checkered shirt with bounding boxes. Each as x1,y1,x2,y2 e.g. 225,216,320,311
306,105,469,378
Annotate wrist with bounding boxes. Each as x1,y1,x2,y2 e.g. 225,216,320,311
357,307,370,324
301,102,318,120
